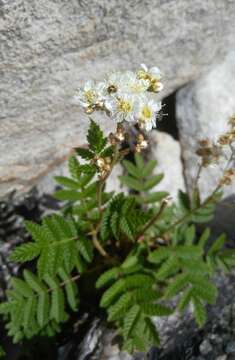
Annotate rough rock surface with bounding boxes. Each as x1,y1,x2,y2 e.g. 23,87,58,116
176,52,235,238
149,130,186,199
176,52,235,200
1,0,235,197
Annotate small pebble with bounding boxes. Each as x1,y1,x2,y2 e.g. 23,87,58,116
225,342,235,354
216,355,227,360
199,339,213,355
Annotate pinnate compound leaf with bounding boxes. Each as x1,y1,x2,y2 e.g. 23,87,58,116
10,243,40,263
87,119,107,153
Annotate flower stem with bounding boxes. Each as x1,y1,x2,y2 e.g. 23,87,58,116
91,228,109,257
135,200,168,242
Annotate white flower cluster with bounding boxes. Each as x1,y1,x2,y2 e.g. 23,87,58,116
74,64,164,131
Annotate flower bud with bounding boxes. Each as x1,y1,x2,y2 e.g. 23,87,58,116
135,134,148,152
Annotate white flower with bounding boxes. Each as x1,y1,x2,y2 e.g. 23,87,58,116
122,71,149,95
138,64,164,92
74,80,106,109
140,64,162,79
74,65,164,128
137,99,162,131
106,72,125,94
106,71,149,97
106,94,138,123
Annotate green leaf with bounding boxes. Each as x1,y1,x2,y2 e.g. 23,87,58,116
175,245,203,259
12,331,23,344
156,256,179,280
208,234,225,256
75,147,94,160
54,189,82,201
144,318,160,346
148,248,171,264
87,119,107,153
120,217,134,240
164,273,189,299
143,174,164,191
132,288,160,303
68,156,81,180
192,213,214,223
11,278,34,298
192,296,206,327
123,304,140,339
178,190,191,212
108,293,132,321
100,279,125,308
24,221,46,244
100,145,114,158
58,268,78,311
192,283,218,305
10,243,40,262
77,236,93,263
121,255,139,270
142,303,173,316
37,250,51,279
137,191,168,204
0,302,12,315
184,225,195,245
119,176,143,191
54,176,80,189
44,275,65,323
96,267,120,289
178,288,192,312
23,296,37,330
198,228,211,249
134,154,145,169
51,287,65,323
79,164,96,175
73,252,86,274
124,274,154,289
142,160,157,177
111,211,119,239
191,188,201,208
100,207,111,241
23,270,47,294
37,291,50,327
123,160,141,178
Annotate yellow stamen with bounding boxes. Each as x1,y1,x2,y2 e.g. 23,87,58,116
141,106,152,120
118,99,133,113
85,90,96,104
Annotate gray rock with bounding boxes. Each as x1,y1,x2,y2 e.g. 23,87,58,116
1,0,235,197
176,52,235,238
176,52,235,200
149,131,186,199
99,328,131,360
199,340,213,356
225,342,235,354
105,163,127,194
